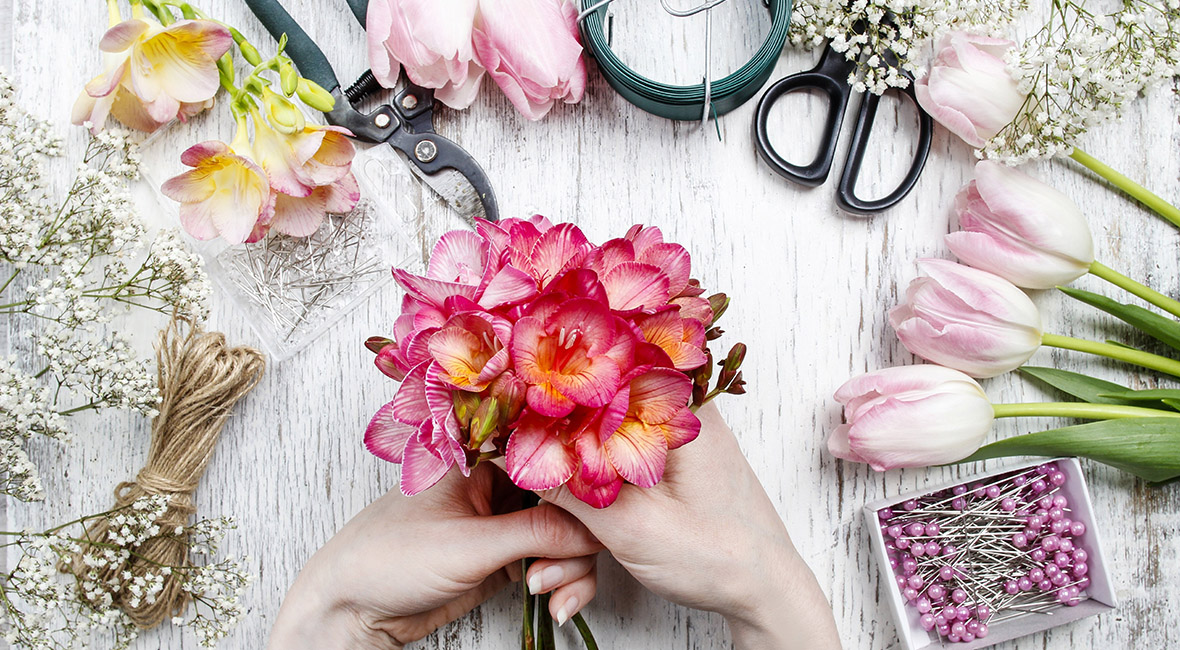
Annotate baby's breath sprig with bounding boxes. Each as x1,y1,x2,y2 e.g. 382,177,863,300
986,0,1180,164
789,0,1028,94
0,71,211,501
0,496,251,649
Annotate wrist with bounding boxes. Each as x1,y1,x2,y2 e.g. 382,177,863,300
724,546,841,650
267,560,401,650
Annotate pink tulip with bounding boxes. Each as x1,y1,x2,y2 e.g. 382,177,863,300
889,260,1043,378
946,161,1094,290
472,0,586,120
73,11,231,133
915,32,1025,148
161,135,274,245
366,0,485,109
829,365,994,471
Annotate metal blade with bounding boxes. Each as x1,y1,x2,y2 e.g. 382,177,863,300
399,152,488,225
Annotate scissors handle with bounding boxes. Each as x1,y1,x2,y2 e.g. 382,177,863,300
835,82,934,215
753,50,852,186
244,0,340,94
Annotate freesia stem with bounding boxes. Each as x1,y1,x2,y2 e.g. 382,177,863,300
1069,148,1180,229
992,402,1180,420
572,613,599,650
1041,332,1180,378
1088,260,1180,319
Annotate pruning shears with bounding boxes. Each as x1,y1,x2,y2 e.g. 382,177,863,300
243,0,499,222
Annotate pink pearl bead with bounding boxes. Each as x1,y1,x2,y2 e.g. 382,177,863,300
953,485,968,495
1052,573,1068,587
939,565,955,581
1055,551,1072,567
975,604,991,620
952,497,967,511
911,543,926,557
967,620,981,634
907,522,925,537
1037,463,1053,475
920,613,936,630
1018,577,1033,592
929,584,946,601
897,537,911,549
1050,470,1067,486
1013,533,1029,548
1070,520,1087,536
1059,539,1074,554
902,558,917,575
1077,577,1091,590
896,575,907,588
1038,496,1054,510
1004,579,1019,595
887,524,903,538
951,588,968,604
1053,494,1068,508
1014,475,1028,486
986,485,1001,499
1074,562,1089,577
942,545,958,556
903,587,918,601
1000,497,1016,512
977,623,989,638
1042,535,1060,552
1031,479,1047,493
961,632,976,642
935,613,948,627
1028,515,1045,530
1051,519,1068,535
957,605,971,621
879,508,894,520
1038,579,1053,591
948,634,961,643
938,624,951,637
1030,548,1047,562
1073,549,1089,563
1049,507,1065,521
908,575,924,589
918,597,932,613
951,622,967,638
925,522,941,536
903,499,918,511
926,541,941,556
1029,567,1045,583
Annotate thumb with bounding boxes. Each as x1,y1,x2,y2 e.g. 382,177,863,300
469,502,603,575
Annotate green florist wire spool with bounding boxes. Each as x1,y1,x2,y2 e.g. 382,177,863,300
578,0,792,122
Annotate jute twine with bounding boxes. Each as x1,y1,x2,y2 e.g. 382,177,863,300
64,318,266,629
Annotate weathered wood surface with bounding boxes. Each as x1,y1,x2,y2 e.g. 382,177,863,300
3,1,1180,648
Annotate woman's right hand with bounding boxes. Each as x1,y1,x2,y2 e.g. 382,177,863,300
536,402,842,650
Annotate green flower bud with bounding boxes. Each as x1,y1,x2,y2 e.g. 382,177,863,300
279,59,299,97
262,87,305,134
296,78,335,112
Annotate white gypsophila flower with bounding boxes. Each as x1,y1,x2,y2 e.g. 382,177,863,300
789,0,1028,94
984,0,1180,163
0,69,211,502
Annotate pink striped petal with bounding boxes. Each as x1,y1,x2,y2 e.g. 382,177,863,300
605,420,668,488
543,269,609,304
603,262,671,311
428,229,488,283
670,295,714,326
638,243,691,295
526,382,577,418
661,408,700,450
393,269,478,308
375,346,406,380
528,222,591,286
478,265,537,308
628,369,692,424
364,401,416,462
506,419,577,490
392,363,431,425
99,19,149,52
400,427,453,495
596,385,630,442
509,315,548,385
549,354,620,408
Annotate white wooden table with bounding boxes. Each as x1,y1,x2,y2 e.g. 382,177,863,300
4,1,1180,648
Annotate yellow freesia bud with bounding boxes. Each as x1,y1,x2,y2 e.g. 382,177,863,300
262,87,304,134
296,78,335,112
279,59,299,97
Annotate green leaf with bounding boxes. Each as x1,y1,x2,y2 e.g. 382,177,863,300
1099,389,1180,402
1018,367,1140,406
1164,399,1180,412
1060,286,1180,352
959,418,1180,483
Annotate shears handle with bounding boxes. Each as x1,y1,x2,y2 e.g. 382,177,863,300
835,82,933,215
244,0,340,94
754,71,850,186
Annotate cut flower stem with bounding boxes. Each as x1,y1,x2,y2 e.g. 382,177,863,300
1069,148,1180,229
1041,332,1180,378
1088,261,1180,319
992,402,1180,420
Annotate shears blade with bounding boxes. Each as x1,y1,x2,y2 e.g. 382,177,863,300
399,153,489,224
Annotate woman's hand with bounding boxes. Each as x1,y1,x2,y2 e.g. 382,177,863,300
268,463,603,650
539,402,842,649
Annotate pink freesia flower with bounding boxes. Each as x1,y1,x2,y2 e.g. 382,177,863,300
915,32,1025,148
829,365,994,471
889,260,1043,379
366,0,485,109
946,161,1094,290
633,308,708,371
512,298,635,416
74,8,231,133
252,118,361,237
161,130,274,245
472,0,586,120
428,311,512,391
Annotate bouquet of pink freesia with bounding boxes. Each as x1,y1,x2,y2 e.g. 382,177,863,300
364,216,746,508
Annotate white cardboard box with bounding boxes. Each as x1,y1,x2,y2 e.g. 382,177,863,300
863,458,1117,650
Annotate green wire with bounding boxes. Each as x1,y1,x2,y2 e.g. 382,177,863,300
579,0,793,121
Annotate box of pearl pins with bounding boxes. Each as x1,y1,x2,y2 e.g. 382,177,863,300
863,457,1117,650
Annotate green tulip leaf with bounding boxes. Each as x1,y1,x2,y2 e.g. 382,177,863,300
1060,286,1180,352
1165,399,1180,412
1018,367,1142,406
959,417,1180,483
1099,389,1180,401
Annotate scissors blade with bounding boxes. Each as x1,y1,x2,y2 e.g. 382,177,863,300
402,157,488,224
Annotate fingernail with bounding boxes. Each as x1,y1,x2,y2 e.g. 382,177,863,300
556,596,578,626
528,565,564,594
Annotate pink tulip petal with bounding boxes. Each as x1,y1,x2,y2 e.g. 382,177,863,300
603,261,671,311
826,424,867,464
506,421,577,490
400,428,453,495
364,401,416,462
605,420,668,488
847,392,994,470
628,368,692,424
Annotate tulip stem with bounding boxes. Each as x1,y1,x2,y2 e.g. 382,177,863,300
1068,148,1180,229
992,402,1180,420
1041,332,1180,378
1088,260,1180,319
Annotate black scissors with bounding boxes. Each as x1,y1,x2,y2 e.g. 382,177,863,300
244,0,499,222
753,42,933,215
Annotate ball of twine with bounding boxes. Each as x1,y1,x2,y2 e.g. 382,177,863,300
63,318,266,629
